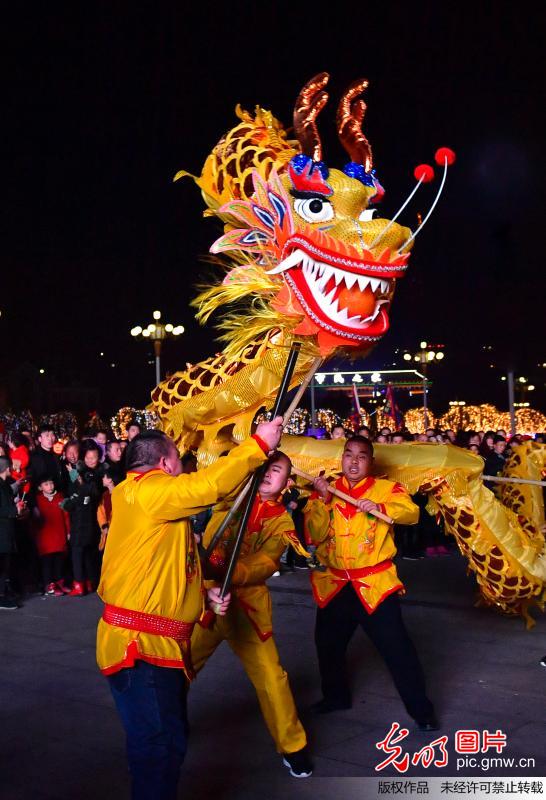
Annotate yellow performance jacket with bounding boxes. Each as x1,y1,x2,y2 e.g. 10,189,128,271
96,437,267,676
304,476,419,613
205,495,308,640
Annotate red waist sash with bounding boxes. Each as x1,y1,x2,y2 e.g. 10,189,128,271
103,604,194,642
328,560,393,580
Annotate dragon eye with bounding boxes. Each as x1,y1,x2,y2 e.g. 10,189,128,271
358,209,376,222
294,197,334,223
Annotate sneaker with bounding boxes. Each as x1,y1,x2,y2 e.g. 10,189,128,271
45,582,64,596
271,571,281,577
540,656,546,668
0,597,19,611
282,748,313,778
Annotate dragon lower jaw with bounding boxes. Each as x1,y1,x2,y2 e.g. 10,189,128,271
278,249,395,341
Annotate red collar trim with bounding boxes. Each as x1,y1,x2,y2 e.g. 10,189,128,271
335,476,375,499
332,476,375,520
248,497,285,533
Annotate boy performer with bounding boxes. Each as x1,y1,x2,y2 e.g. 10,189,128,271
191,451,313,778
305,436,438,730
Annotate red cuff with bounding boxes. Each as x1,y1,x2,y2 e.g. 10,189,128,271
251,434,270,454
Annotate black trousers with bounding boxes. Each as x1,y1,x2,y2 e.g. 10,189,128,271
315,584,435,722
0,553,12,594
71,545,96,583
40,552,65,586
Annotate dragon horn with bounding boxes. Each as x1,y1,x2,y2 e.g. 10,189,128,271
293,72,330,162
337,78,373,172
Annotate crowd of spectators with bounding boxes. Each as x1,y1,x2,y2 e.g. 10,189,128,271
1,418,544,609
0,420,144,610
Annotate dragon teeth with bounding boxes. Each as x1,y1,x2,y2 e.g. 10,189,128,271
318,264,333,291
275,250,392,330
266,248,305,275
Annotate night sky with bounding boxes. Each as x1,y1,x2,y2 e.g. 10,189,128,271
4,3,545,418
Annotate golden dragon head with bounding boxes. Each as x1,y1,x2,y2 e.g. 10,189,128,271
177,73,454,357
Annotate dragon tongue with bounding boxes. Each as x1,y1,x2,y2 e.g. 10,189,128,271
336,284,376,320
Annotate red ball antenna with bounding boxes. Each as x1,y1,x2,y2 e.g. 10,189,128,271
413,164,435,183
369,163,436,249
397,148,457,253
434,147,456,166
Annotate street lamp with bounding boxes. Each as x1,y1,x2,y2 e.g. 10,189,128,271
130,310,184,385
403,341,445,428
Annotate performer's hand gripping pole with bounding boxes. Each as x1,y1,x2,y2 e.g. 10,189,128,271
218,343,302,599
202,353,322,562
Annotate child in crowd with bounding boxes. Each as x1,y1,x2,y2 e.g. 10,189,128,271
8,432,31,497
32,476,70,596
61,440,103,596
191,452,313,778
305,435,438,731
62,440,80,488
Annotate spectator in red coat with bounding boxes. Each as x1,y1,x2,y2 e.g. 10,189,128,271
7,432,31,496
32,476,70,596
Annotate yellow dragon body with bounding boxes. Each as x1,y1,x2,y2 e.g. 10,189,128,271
150,74,546,623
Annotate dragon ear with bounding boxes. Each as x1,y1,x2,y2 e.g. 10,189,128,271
293,73,330,161
336,79,373,172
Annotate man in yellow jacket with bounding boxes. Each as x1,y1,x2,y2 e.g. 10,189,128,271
97,419,282,800
305,435,438,730
192,451,312,777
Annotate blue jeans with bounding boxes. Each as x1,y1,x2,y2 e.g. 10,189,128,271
108,660,189,800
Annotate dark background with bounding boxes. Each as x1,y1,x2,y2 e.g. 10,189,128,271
3,2,544,419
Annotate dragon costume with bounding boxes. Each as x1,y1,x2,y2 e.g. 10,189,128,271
150,74,546,624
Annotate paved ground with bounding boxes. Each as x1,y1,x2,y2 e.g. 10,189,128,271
2,551,545,799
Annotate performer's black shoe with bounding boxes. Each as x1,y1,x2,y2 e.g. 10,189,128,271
282,747,313,778
311,697,352,714
416,716,440,732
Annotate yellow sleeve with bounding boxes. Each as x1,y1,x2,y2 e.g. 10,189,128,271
303,497,331,545
382,484,420,525
232,512,308,585
137,438,267,521
97,500,108,528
